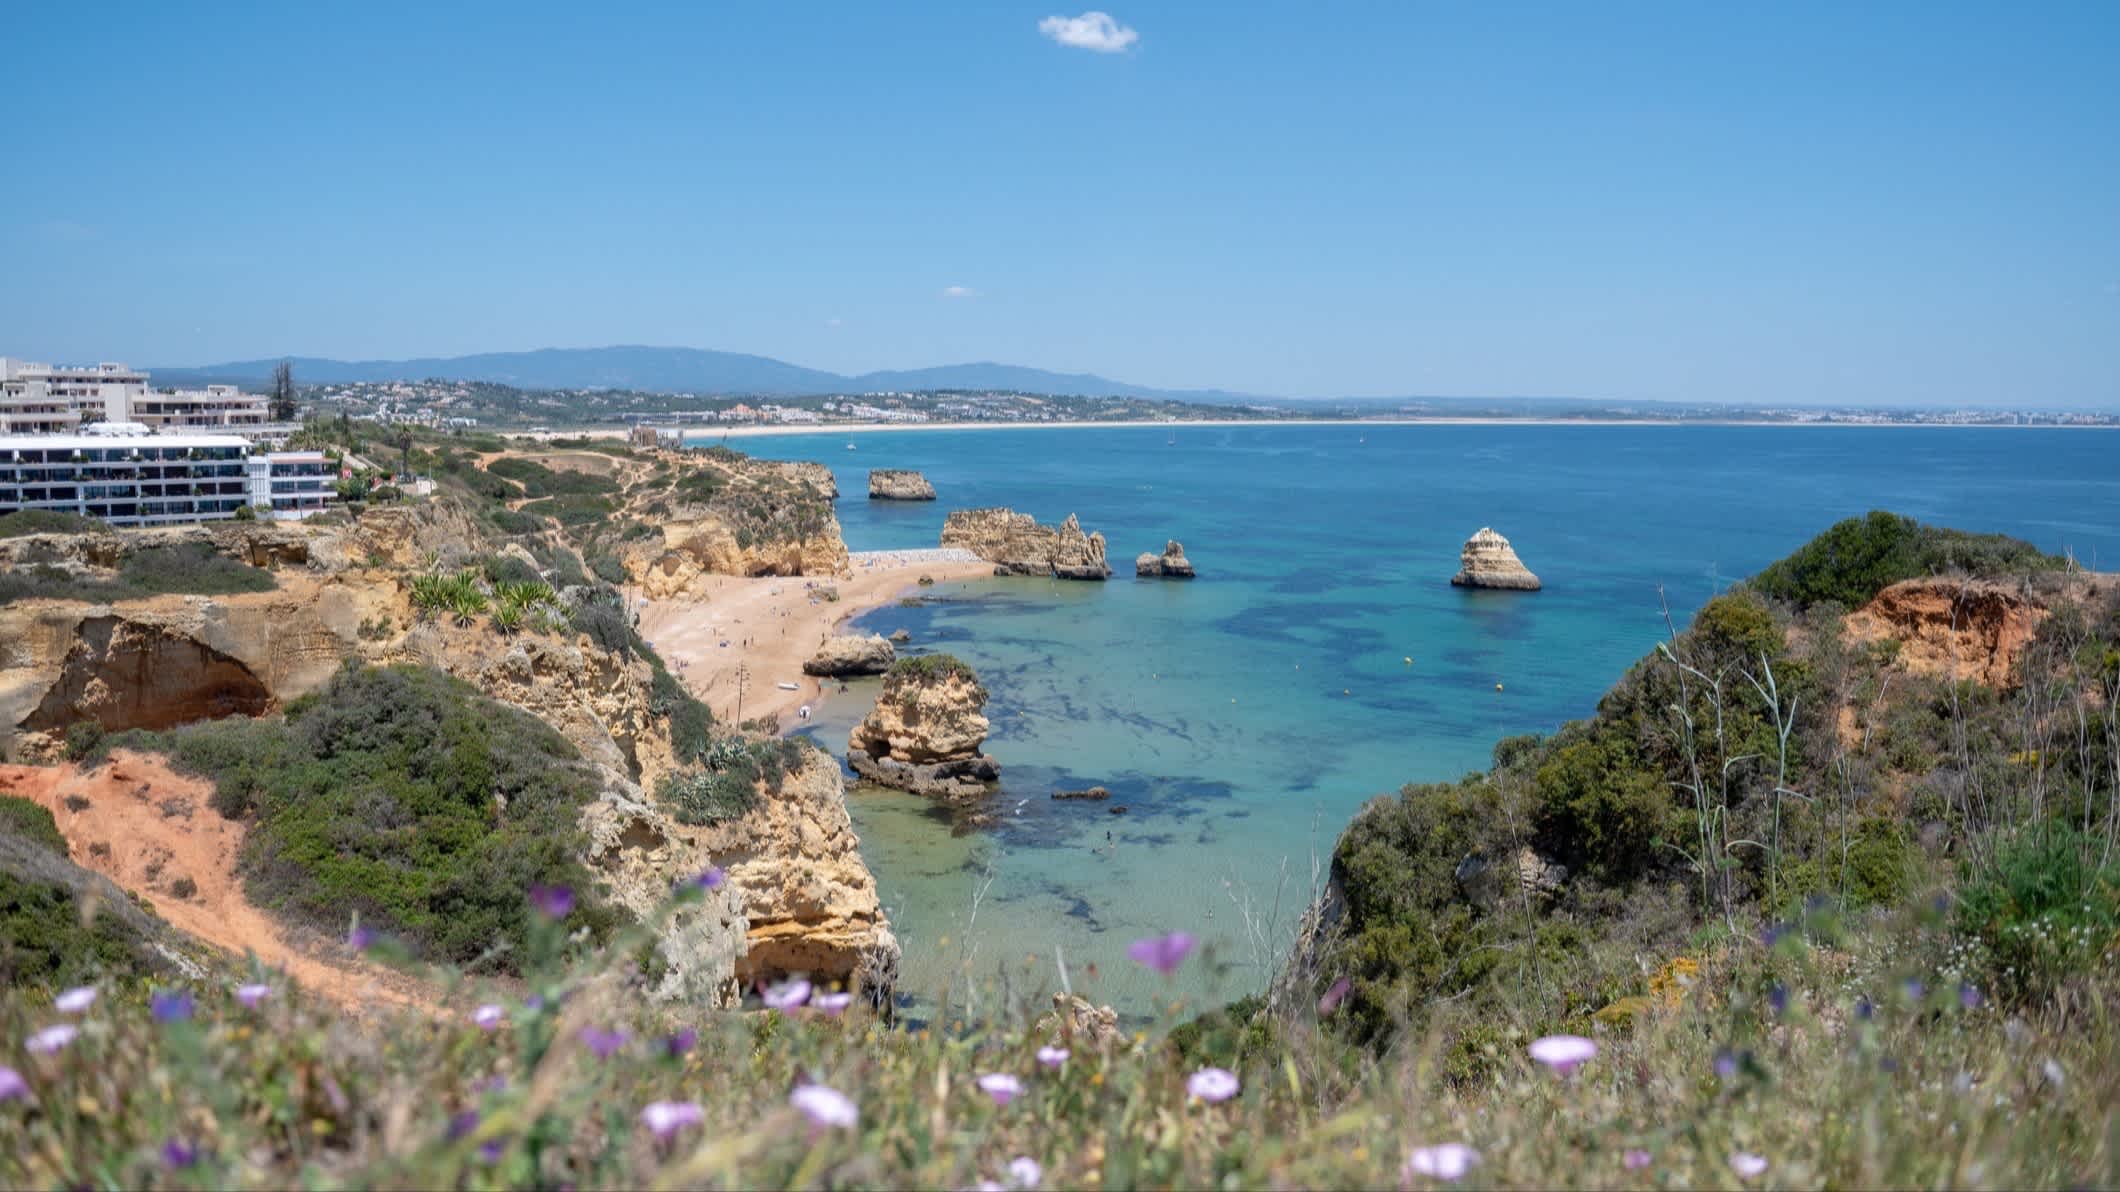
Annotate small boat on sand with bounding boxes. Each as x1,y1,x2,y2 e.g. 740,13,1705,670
776,681,801,691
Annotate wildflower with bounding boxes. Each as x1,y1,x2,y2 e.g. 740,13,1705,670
1959,983,1982,1010
763,979,812,1011
161,1139,200,1169
977,1072,1025,1106
789,1083,858,1130
640,1100,705,1140
27,1024,77,1056
151,991,195,1024
1187,1067,1239,1103
54,987,97,1015
529,884,574,920
1622,1149,1652,1170
447,1110,482,1142
1527,1034,1597,1075
0,1067,28,1102
1729,1152,1769,1180
1713,1047,1740,1080
1008,1156,1043,1188
663,1027,699,1058
577,1026,628,1059
1036,1045,1069,1069
347,924,376,951
1760,921,1789,948
1855,996,1875,1021
477,1138,507,1165
236,983,272,1009
1767,984,1789,1016
472,1004,505,1031
680,867,726,893
813,991,854,1016
1901,978,1925,1002
1405,1143,1480,1182
1126,932,1197,976
1318,976,1353,1016
2041,1058,2065,1089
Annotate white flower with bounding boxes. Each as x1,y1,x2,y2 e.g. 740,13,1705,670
790,1083,858,1129
640,1100,704,1139
1007,1155,1043,1188
1186,1067,1240,1103
472,1004,505,1030
1527,1034,1598,1074
26,1024,78,1055
1405,1143,1480,1181
54,987,97,1015
1729,1152,1769,1180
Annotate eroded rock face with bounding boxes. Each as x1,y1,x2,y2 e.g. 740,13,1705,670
1038,993,1123,1049
1843,577,2050,687
22,616,274,735
941,508,1110,580
804,634,896,677
867,469,937,501
1134,540,1195,579
580,793,749,1006
847,660,1000,798
1454,848,1567,912
767,461,839,501
1450,527,1541,591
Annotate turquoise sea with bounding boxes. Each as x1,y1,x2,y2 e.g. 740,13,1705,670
720,425,2120,1020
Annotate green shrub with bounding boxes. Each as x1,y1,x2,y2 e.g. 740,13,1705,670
657,768,757,826
478,553,542,587
0,796,68,858
485,458,619,499
887,653,980,685
118,543,277,596
1955,827,2120,1003
1751,511,2063,610
62,721,105,762
141,717,301,819
1530,729,1678,883
488,508,546,535
0,510,111,538
0,867,148,990
569,587,635,657
588,554,628,584
520,494,616,527
650,665,715,764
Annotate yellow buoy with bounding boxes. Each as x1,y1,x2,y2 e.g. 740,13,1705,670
1495,682,1505,692
1403,656,1412,665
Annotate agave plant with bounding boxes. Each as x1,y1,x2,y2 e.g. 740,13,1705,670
498,580,556,608
408,573,452,619
445,587,490,628
490,601,527,635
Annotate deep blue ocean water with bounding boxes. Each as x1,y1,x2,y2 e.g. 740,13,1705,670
719,425,2120,1017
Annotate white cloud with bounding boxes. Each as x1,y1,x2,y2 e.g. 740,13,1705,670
1038,11,1138,53
940,285,979,299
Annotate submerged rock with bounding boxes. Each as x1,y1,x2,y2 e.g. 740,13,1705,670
867,469,937,501
803,634,896,677
940,508,1111,580
1450,527,1541,591
846,656,1001,799
1052,785,1111,801
1134,540,1196,579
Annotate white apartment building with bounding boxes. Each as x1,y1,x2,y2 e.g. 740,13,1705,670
0,424,334,527
0,358,273,434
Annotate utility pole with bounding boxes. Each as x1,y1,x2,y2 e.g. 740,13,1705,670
734,661,751,726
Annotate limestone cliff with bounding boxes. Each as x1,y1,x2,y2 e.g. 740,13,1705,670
1135,540,1196,579
868,469,937,501
804,634,896,677
940,508,1111,580
1450,527,1541,591
847,657,1001,799
1842,577,2051,688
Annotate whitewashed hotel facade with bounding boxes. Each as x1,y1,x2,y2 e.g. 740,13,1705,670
0,358,272,435
0,424,331,526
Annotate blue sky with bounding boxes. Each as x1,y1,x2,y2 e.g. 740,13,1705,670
3,1,2115,406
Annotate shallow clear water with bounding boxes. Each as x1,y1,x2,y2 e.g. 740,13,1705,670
717,425,2120,1019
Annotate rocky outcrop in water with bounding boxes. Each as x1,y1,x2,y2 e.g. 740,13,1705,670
940,508,1111,580
803,634,897,677
1134,540,1195,579
846,656,1000,798
867,469,936,501
1052,785,1110,801
1450,527,1541,591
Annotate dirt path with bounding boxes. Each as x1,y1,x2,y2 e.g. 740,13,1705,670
1,753,430,1012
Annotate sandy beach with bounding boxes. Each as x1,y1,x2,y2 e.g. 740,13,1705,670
636,549,992,729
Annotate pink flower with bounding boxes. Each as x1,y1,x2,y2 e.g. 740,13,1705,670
763,979,812,1011
1186,1067,1239,1103
1036,1045,1069,1069
1007,1156,1043,1188
813,991,853,1016
0,1067,28,1102
1729,1152,1769,1180
26,1025,77,1056
1528,1034,1598,1075
1405,1143,1480,1182
1126,932,1197,976
640,1100,704,1139
977,1072,1024,1105
235,983,272,1009
790,1083,858,1129
472,1004,505,1031
1623,1149,1653,1170
1318,977,1353,1016
54,987,97,1015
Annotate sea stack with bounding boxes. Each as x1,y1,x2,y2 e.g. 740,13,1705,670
940,507,1112,580
802,633,896,677
1135,540,1196,579
1451,528,1541,591
867,469,937,501
846,655,1001,799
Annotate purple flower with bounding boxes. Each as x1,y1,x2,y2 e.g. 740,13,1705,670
235,983,272,1009
0,1067,28,1102
151,991,195,1024
1186,1066,1239,1103
347,924,377,952
472,1004,505,1031
54,986,97,1014
1959,983,1983,1010
1527,1034,1597,1075
663,1027,699,1058
1856,996,1875,1021
789,1083,858,1129
161,1139,200,1169
1713,1048,1740,1080
1622,1149,1652,1170
680,867,727,892
447,1110,482,1142
1318,976,1353,1016
977,1072,1024,1105
26,1024,77,1055
1126,932,1197,976
1729,1152,1769,1180
640,1100,704,1139
763,979,812,1011
1036,1045,1069,1070
1760,921,1790,948
1902,978,1926,1002
813,991,853,1016
1767,984,1789,1016
1007,1156,1043,1188
1405,1143,1480,1182
529,884,575,921
577,1026,628,1059
478,1138,507,1165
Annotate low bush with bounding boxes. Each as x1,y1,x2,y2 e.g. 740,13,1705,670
117,543,277,597
1750,511,2064,610
0,510,110,538
0,796,69,858
1955,826,2120,1004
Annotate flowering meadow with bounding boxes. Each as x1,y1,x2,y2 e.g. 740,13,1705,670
1,875,2113,1191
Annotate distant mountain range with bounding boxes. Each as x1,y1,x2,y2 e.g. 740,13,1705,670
148,346,1264,403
